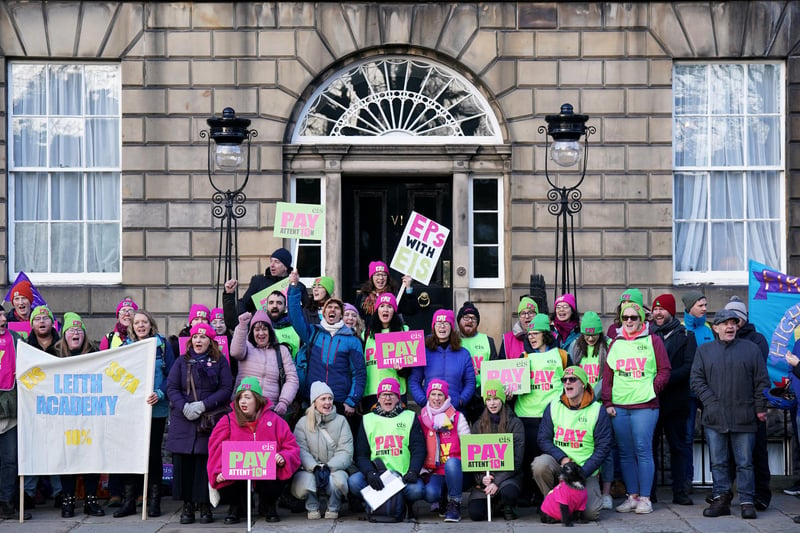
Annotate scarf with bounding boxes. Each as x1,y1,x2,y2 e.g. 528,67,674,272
374,402,404,418
420,399,455,468
361,292,378,316
320,320,344,336
114,321,129,343
554,318,578,344
314,408,338,426
621,322,647,341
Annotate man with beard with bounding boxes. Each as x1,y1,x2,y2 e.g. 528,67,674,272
649,294,695,505
456,301,498,422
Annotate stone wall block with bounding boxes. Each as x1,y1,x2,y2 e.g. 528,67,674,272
628,145,671,172
572,230,603,256
605,60,648,85
560,60,603,86
124,259,166,285
235,3,276,29
211,88,258,115
676,4,716,56
580,88,625,115
89,288,145,316
146,230,191,257
627,31,668,57
144,287,190,314
258,30,296,56
650,230,673,256
440,4,479,58
498,89,533,120
0,6,24,56
145,60,190,86
511,258,533,287
519,3,557,29
535,31,580,57
506,118,539,144
167,259,213,285
582,32,625,56
193,3,233,28
167,89,213,115
123,88,167,114
482,60,517,97
461,31,498,75
122,174,144,201
122,60,144,86
603,173,648,199
45,3,79,56
317,4,356,57
213,30,256,57
257,146,284,175
167,32,212,57
627,88,672,114
586,146,625,171
410,4,449,50
145,173,190,200
742,2,785,57
192,59,234,85
123,146,167,172
147,3,190,28
649,4,692,57
44,288,90,315
168,202,213,229
166,145,206,172
277,3,315,28
628,202,672,228
10,3,47,56
580,259,625,285
580,202,625,229
534,89,580,116
649,173,673,200
122,117,144,143
236,59,276,85
123,202,166,228
78,2,116,57
628,259,672,285
559,3,602,28
512,146,534,174
770,5,800,57
296,30,335,76
649,59,672,85
603,231,649,256
602,118,647,143
500,32,533,57
604,3,648,28
190,231,221,257
533,202,559,229
277,60,313,99
122,230,144,257
380,4,413,44
518,60,558,86
138,31,166,57
511,202,534,228
479,2,516,29
343,3,381,49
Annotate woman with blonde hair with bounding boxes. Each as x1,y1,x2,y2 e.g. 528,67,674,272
291,381,353,520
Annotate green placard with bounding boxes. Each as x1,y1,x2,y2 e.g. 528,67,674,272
273,202,325,240
251,277,292,312
460,433,515,472
480,358,531,394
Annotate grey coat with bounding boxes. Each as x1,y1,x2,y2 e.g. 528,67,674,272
690,337,769,433
291,409,353,496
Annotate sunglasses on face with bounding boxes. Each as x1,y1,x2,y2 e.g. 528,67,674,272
561,376,580,384
621,315,640,322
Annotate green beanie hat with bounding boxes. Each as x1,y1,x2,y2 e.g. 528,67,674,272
619,288,644,307
528,313,551,332
313,276,335,296
562,365,589,386
517,297,538,315
30,305,54,326
620,301,645,323
482,379,506,403
236,376,263,397
580,311,602,335
62,312,85,332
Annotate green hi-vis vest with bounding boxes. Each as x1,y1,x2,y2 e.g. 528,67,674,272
362,410,415,474
580,345,601,386
606,336,657,405
515,348,564,418
461,333,492,387
364,329,408,397
550,399,601,474
274,325,300,360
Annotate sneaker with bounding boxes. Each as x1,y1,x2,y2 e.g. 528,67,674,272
616,495,638,513
635,497,653,514
430,501,440,515
307,510,321,520
785,481,800,496
601,494,613,510
741,503,757,519
443,499,461,523
324,510,338,519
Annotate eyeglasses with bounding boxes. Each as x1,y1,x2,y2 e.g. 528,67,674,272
461,316,477,323
555,304,572,311
621,315,640,322
561,377,580,383
519,310,535,318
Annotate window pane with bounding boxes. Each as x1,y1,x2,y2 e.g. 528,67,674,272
49,65,83,115
51,223,84,272
473,247,498,278
746,171,779,218
12,118,47,167
15,223,48,272
472,179,497,210
85,65,120,115
710,118,743,166
297,246,321,277
710,64,744,114
748,221,780,268
675,221,707,272
710,172,743,219
87,223,120,272
473,213,497,245
674,65,707,115
747,117,780,166
86,118,120,167
11,64,46,115
87,172,120,220
49,118,84,167
674,117,707,167
296,178,321,203
674,173,707,219
748,64,780,114
711,221,743,270
15,173,48,221
52,172,82,220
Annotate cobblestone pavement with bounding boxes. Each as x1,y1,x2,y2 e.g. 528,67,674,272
2,480,800,532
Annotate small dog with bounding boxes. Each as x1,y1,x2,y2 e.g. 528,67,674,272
539,461,587,527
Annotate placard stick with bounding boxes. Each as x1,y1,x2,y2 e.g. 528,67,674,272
141,473,148,519
487,470,492,522
247,479,253,532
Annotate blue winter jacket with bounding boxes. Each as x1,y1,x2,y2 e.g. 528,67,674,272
684,314,714,346
409,342,476,410
288,284,366,408
126,333,175,418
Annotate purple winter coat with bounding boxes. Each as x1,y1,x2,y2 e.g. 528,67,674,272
166,351,234,455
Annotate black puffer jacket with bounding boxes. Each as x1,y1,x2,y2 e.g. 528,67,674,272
651,318,696,416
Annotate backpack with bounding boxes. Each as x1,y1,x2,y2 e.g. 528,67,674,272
365,461,406,523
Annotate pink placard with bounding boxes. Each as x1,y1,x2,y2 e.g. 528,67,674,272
222,441,277,480
375,329,426,369
180,335,230,363
8,321,31,339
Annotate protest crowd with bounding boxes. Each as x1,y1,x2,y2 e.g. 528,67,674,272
3,247,800,526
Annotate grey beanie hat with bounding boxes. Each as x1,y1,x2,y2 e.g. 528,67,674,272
681,290,705,312
310,381,333,404
724,295,748,323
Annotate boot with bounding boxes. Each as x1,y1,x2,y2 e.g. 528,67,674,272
180,501,195,524
113,484,137,518
146,484,161,517
197,502,214,523
703,493,731,517
60,494,75,518
83,494,105,516
224,504,242,524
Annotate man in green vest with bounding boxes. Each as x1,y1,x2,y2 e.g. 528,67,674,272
264,290,301,360
457,301,498,422
532,366,612,521
348,377,426,515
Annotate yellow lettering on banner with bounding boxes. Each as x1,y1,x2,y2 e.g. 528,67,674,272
19,367,46,390
104,361,140,394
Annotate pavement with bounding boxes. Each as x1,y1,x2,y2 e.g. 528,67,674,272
3,478,800,532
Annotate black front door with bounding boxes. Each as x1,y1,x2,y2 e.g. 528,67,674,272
342,176,452,332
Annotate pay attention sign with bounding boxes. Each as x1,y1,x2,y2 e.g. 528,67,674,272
222,441,277,480
375,330,426,369
460,433,515,472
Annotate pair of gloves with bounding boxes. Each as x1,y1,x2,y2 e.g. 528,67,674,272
183,401,206,421
367,470,419,491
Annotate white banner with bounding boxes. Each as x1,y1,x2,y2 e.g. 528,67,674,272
17,338,156,475
390,211,450,285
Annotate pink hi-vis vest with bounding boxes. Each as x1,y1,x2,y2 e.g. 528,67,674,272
502,331,526,359
422,407,461,473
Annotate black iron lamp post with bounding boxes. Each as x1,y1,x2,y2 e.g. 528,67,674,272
537,103,595,302
200,107,258,305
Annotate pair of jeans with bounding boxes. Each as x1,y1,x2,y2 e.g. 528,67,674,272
348,471,425,504
611,407,659,497
685,396,699,483
705,427,756,504
424,458,463,502
0,428,17,502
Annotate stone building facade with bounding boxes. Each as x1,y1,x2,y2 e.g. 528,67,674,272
0,1,798,342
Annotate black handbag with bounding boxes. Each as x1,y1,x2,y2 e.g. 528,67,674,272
187,369,230,434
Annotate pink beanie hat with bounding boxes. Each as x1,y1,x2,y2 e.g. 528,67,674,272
188,304,211,324
369,261,389,279
432,309,455,330
376,292,398,313
426,378,449,399
377,377,401,397
554,293,577,312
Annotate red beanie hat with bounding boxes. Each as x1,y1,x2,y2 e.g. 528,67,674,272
652,294,676,317
11,281,33,303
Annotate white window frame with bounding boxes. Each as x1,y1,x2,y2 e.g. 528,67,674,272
7,61,122,285
672,60,786,286
289,175,326,287
468,175,504,288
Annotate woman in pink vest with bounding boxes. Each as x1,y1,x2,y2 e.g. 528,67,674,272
419,379,470,522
